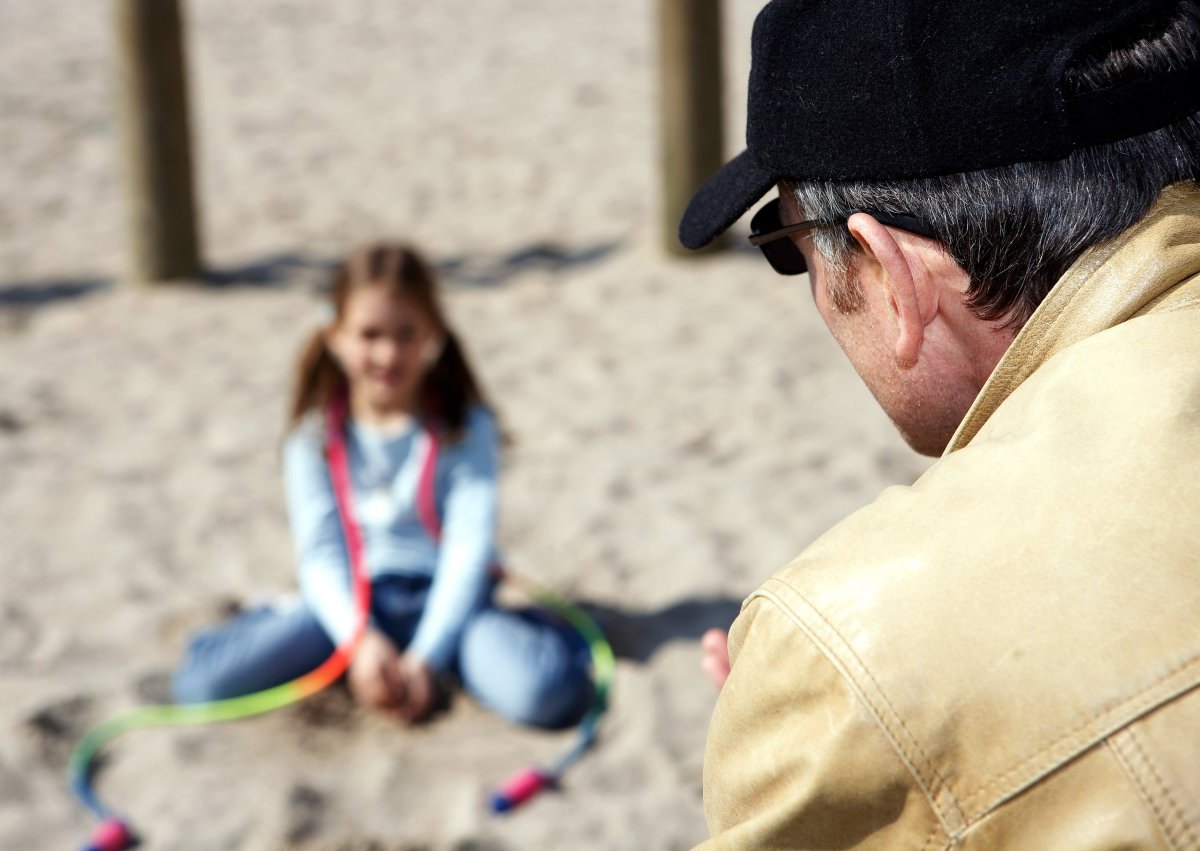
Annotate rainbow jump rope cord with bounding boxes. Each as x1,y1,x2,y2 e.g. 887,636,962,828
69,400,369,851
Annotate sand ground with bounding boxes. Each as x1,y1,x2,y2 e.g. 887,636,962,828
0,2,929,848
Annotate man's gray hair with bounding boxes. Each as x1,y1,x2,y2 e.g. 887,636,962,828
791,0,1200,325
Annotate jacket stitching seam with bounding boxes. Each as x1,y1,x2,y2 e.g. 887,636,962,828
750,585,958,833
963,656,1200,815
1108,733,1181,850
753,581,968,833
919,822,949,851
1127,726,1197,849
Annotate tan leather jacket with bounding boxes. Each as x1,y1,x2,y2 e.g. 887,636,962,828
700,183,1200,850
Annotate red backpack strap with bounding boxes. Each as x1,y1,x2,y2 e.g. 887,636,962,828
416,425,443,542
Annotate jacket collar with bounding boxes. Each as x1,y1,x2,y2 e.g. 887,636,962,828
947,182,1200,453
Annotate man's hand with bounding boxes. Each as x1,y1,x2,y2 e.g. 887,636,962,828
701,628,732,690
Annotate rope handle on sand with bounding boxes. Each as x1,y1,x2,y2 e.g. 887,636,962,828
69,397,371,851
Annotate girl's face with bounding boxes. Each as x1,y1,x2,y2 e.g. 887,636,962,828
327,284,443,416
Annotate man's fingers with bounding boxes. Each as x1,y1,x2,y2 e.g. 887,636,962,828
701,628,732,691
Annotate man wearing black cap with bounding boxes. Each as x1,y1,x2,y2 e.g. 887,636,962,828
680,0,1200,847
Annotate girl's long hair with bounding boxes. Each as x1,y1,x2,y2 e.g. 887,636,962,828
288,243,490,442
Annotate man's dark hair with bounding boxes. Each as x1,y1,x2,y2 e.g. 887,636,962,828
791,0,1200,325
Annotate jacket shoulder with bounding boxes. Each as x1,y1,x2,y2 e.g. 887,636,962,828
758,310,1200,830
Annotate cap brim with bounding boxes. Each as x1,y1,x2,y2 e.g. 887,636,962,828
678,150,778,250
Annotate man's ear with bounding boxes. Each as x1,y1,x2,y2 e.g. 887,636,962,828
846,212,936,367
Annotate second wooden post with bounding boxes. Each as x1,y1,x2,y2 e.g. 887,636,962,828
658,0,725,256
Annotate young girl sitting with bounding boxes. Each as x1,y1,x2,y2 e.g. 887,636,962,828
173,243,593,729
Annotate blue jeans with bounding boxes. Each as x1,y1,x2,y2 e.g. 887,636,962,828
172,576,594,729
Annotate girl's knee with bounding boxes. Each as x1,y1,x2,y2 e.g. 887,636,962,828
524,672,593,729
169,601,332,705
471,667,591,729
171,631,245,704
459,613,594,729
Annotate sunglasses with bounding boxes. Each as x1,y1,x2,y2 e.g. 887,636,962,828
748,198,938,276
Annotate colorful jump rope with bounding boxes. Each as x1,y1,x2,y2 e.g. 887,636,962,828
69,398,614,850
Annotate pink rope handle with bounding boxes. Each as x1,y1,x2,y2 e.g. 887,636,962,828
491,767,555,813
325,395,372,653
416,427,443,542
414,425,503,581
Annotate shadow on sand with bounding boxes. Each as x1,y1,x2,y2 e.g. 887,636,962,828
202,252,337,290
582,596,742,663
0,239,623,309
436,240,622,288
204,240,623,292
0,278,112,309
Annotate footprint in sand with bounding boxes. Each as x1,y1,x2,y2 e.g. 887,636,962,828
0,408,24,433
134,669,174,704
24,694,92,768
0,602,38,670
290,684,359,729
285,782,327,844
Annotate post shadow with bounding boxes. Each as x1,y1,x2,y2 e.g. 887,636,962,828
199,239,623,292
201,253,337,290
0,279,113,310
436,240,622,288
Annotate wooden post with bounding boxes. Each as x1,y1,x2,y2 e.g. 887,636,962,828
113,0,201,284
658,0,725,256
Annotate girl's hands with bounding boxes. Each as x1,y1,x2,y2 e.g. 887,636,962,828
394,654,437,724
348,628,407,713
348,629,437,725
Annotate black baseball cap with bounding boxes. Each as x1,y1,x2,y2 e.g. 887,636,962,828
679,0,1200,250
